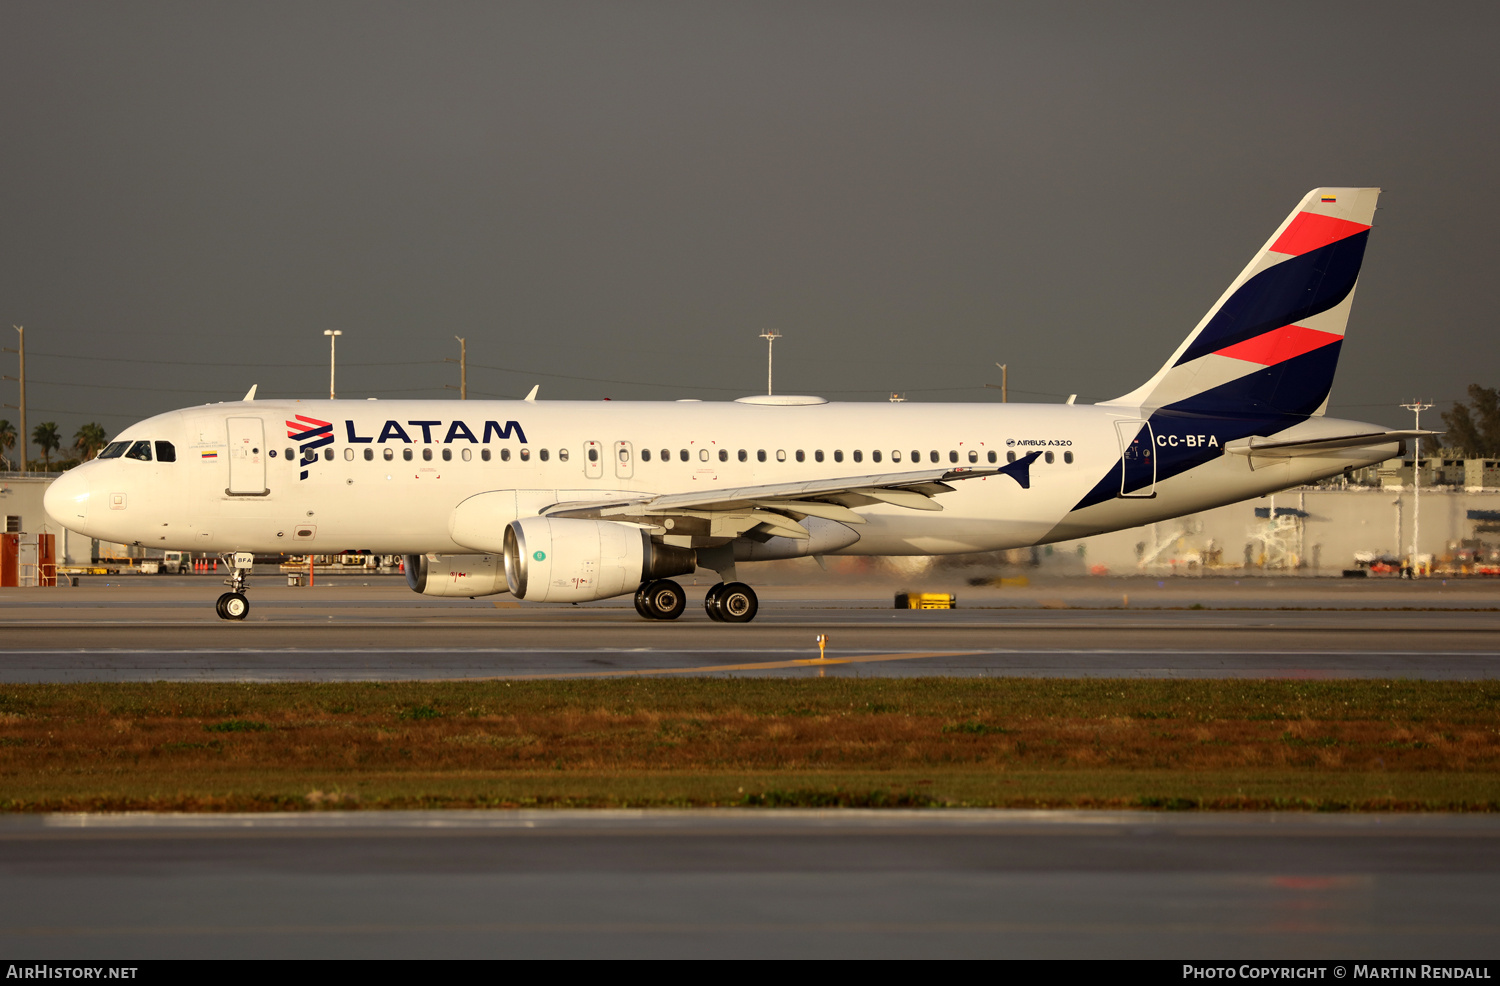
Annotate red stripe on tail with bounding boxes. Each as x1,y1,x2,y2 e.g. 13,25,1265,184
1270,211,1370,256
1215,324,1342,366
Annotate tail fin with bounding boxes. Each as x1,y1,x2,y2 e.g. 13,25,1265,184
1106,187,1379,418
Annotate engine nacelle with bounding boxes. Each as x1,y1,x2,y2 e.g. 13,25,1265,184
404,553,510,597
503,517,696,602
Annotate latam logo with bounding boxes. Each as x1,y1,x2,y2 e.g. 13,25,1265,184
286,417,529,481
287,414,335,480
344,420,528,445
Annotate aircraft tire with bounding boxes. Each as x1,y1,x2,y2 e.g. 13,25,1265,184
715,582,758,623
703,583,726,621
215,593,231,619
642,579,686,621
633,584,653,619
222,592,250,621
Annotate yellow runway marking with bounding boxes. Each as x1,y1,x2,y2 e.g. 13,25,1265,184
452,650,983,681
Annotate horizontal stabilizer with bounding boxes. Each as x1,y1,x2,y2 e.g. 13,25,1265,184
1226,430,1432,458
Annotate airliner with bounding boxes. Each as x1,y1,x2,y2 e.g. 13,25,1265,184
45,187,1418,622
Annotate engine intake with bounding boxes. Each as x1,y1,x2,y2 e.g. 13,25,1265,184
403,553,509,597
503,517,695,602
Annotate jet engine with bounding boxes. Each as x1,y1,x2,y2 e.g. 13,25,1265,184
403,553,510,597
502,517,695,603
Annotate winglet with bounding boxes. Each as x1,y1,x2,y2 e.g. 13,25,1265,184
243,384,257,401
524,385,539,402
997,450,1043,489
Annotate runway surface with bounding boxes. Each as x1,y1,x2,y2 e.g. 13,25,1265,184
2,809,1496,958
3,577,1499,680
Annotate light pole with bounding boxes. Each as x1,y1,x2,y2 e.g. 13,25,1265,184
3,326,25,472
759,330,781,396
1401,400,1433,576
324,330,342,400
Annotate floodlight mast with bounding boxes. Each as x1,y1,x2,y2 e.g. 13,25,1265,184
1401,400,1433,576
759,329,782,396
3,326,25,472
324,330,342,399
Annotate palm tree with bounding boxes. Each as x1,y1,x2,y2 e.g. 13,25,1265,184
74,422,107,460
31,422,60,472
0,419,13,471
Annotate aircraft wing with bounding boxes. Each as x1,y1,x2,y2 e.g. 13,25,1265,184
543,452,1042,540
1225,430,1433,458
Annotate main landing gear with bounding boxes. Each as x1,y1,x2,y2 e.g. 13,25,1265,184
214,553,252,621
635,579,686,620
704,582,758,623
632,579,759,622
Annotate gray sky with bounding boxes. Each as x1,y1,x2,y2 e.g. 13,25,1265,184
3,0,1496,451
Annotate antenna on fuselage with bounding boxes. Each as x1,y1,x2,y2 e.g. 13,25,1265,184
243,384,258,401
523,384,539,402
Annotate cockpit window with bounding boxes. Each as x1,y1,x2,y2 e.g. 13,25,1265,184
125,441,153,461
97,442,129,460
154,441,176,462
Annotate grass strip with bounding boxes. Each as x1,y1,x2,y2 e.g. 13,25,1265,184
0,678,1497,812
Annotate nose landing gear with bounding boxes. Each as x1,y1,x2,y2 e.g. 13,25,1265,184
214,552,255,621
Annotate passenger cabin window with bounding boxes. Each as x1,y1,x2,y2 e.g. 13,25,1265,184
758,450,766,462
323,448,333,461
929,451,938,463
539,449,549,462
500,449,510,461
442,448,452,462
364,448,374,461
345,448,355,461
1064,451,1073,464
125,441,152,461
718,449,728,462
833,450,843,463
892,450,901,462
949,451,958,463
699,449,709,462
588,448,599,462
97,442,129,459
679,449,689,462
1045,451,1054,464
776,450,786,462
738,450,748,462
461,448,471,461
1007,451,1016,463
482,449,492,462
988,451,997,463
421,448,432,461
286,448,294,460
641,449,651,462
520,448,530,461
403,449,413,461
872,450,881,463
154,441,176,462
968,451,977,463
383,448,394,461
662,449,670,462
815,450,824,463
796,450,805,462
852,450,862,463
559,448,569,462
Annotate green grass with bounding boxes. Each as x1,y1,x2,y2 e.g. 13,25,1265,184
0,678,1496,811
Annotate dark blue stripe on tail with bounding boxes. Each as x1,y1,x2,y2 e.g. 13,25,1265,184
1175,231,1367,365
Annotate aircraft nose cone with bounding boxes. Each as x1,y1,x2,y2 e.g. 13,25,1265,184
44,468,91,528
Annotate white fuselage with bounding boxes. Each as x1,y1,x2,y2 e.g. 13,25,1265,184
45,397,1397,559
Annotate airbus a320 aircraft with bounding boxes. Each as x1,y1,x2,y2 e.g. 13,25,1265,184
46,187,1418,623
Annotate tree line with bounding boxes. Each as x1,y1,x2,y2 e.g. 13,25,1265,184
0,420,107,472
1440,386,1500,458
